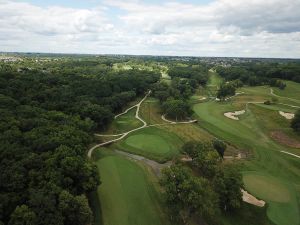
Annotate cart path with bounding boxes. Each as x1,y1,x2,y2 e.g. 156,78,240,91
88,91,197,158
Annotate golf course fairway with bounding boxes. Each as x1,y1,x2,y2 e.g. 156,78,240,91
193,99,300,225
93,151,169,225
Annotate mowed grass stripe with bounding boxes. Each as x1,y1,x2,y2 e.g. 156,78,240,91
95,154,168,225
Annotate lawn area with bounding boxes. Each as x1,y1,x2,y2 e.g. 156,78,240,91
113,126,183,162
193,98,300,225
249,104,300,149
139,97,165,125
243,172,299,225
106,107,143,134
91,149,170,225
221,202,275,225
273,80,300,102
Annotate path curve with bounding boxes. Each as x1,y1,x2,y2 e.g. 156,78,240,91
88,91,197,158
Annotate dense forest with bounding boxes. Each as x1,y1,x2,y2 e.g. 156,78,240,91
0,60,160,225
216,62,300,87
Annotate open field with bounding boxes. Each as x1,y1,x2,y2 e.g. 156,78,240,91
113,126,183,162
139,97,166,125
91,149,170,225
193,79,300,225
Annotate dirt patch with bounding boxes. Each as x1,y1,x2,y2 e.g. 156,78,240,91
270,131,300,148
242,189,265,207
279,111,295,120
224,110,245,120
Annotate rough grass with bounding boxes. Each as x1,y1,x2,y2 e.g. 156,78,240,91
249,104,300,150
113,126,183,162
139,97,165,125
273,81,300,102
106,107,143,134
159,123,213,143
92,149,170,225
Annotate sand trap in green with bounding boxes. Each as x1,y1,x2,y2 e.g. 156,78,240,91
96,155,167,225
125,134,170,155
243,173,290,203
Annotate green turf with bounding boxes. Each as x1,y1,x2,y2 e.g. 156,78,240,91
193,98,300,225
108,107,143,134
221,202,275,225
205,70,223,97
93,149,170,225
243,172,290,203
114,126,183,162
273,81,300,102
125,134,171,154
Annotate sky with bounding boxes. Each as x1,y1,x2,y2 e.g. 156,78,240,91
0,0,300,58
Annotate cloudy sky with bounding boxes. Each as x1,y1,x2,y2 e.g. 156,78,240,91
0,0,300,58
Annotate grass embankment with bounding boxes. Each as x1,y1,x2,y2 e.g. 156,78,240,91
193,87,300,225
90,149,170,225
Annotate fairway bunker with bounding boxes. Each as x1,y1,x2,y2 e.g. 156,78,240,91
224,110,245,120
279,111,295,120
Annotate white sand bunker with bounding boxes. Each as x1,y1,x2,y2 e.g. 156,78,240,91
279,111,295,120
242,189,265,207
224,110,245,120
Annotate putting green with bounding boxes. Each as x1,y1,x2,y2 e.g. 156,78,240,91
115,127,183,162
125,134,170,154
95,153,169,225
243,173,290,203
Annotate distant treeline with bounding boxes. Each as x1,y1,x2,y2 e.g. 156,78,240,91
0,64,160,225
216,62,300,87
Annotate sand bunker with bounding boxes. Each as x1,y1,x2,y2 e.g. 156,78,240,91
242,189,265,207
224,110,245,120
279,111,295,120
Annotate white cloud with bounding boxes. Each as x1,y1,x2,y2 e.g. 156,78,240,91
0,0,299,57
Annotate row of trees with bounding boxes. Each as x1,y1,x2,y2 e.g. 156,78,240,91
217,62,300,85
215,63,299,88
160,141,243,224
0,60,160,224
